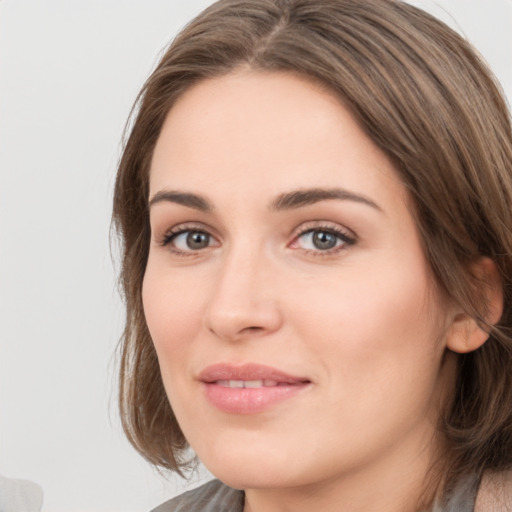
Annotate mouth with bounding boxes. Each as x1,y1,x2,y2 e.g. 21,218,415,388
216,379,287,388
198,363,311,414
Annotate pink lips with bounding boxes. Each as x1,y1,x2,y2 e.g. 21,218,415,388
198,363,311,414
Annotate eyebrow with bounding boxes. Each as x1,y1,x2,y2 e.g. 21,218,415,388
148,187,382,213
148,190,213,212
271,187,382,212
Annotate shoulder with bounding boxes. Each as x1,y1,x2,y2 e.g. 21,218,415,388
151,479,244,512
475,470,512,511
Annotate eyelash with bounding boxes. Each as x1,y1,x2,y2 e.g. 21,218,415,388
157,223,216,257
157,221,356,256
290,222,356,256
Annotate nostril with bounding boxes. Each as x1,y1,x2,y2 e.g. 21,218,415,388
204,296,283,341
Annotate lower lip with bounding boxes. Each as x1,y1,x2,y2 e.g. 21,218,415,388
202,382,309,414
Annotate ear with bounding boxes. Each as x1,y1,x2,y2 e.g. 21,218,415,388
446,257,503,354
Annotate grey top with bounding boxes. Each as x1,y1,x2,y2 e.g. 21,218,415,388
0,474,44,512
432,473,479,512
151,475,479,512
152,480,244,512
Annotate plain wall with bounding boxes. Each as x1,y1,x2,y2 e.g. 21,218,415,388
0,1,511,511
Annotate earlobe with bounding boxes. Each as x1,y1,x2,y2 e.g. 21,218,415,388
446,313,492,354
446,257,503,354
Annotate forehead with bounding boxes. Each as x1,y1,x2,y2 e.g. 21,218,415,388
149,69,406,209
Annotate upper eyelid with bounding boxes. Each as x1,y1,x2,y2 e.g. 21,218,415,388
291,220,356,238
158,221,217,237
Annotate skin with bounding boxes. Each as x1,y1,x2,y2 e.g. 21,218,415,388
143,69,461,512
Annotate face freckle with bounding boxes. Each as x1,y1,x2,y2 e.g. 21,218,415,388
142,69,455,498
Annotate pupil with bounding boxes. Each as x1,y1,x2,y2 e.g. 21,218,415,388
187,231,209,249
313,231,337,250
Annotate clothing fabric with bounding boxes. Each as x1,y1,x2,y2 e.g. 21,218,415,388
432,474,480,512
151,475,479,512
152,480,243,512
0,474,44,512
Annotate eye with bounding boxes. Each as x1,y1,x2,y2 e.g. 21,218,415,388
160,226,219,254
174,231,212,251
292,224,356,254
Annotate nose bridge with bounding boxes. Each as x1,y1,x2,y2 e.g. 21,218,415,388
204,239,282,340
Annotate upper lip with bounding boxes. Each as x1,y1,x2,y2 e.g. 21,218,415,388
198,363,310,384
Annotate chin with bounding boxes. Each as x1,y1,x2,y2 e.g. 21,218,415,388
206,465,297,491
195,439,315,491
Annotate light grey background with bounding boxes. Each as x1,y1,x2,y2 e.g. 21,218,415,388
0,1,511,511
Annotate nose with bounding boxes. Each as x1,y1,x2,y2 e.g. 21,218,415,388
203,248,283,342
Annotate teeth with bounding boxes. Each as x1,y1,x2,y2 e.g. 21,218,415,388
245,380,263,388
216,379,280,388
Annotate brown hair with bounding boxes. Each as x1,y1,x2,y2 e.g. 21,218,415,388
113,0,512,495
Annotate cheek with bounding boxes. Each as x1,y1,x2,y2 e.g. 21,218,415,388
141,267,209,427
142,264,205,368
291,271,448,448
290,257,446,378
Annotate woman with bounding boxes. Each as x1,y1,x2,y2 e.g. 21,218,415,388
112,0,512,510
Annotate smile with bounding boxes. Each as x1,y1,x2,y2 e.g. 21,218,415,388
216,379,280,388
198,364,311,414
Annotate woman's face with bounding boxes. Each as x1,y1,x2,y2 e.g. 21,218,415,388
143,70,455,494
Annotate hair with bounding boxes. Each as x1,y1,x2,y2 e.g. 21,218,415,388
112,0,512,500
